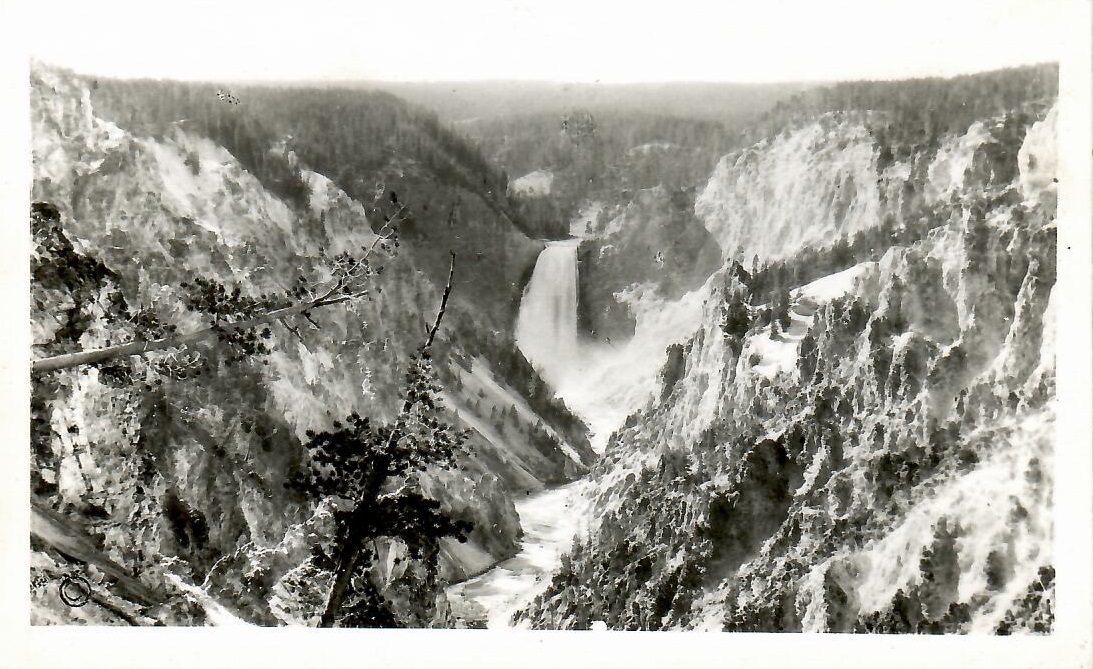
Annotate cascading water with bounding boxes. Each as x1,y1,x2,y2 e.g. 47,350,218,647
515,237,708,452
446,238,589,627
447,234,709,626
514,239,581,388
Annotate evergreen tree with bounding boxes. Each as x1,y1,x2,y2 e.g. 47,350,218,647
778,285,793,332
298,350,473,627
720,278,752,357
768,284,792,337
308,251,462,627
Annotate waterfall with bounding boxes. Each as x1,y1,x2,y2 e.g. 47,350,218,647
515,237,709,454
450,238,589,627
515,239,581,389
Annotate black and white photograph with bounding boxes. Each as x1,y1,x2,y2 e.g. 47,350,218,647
2,0,1091,666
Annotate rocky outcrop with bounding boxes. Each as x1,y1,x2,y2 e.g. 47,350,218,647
695,114,897,262
28,66,586,626
519,101,1057,633
577,186,722,342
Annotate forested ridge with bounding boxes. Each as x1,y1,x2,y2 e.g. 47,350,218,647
29,64,597,627
748,63,1058,161
461,110,741,238
85,74,585,246
88,77,504,205
448,64,1056,242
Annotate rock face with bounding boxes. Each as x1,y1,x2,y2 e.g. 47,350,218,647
694,105,1047,266
577,186,722,342
518,99,1058,633
28,66,589,626
695,114,892,262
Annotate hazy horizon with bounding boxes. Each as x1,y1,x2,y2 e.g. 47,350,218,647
199,61,1063,86
29,57,1060,89
20,0,1066,85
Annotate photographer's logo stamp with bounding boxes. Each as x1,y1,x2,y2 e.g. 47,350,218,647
57,574,92,608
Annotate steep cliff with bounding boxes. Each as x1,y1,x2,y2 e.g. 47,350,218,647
577,186,722,342
695,64,1057,266
519,92,1058,633
29,66,590,626
696,114,895,262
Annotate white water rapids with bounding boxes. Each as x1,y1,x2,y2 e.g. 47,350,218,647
445,480,592,627
446,234,708,627
446,239,590,627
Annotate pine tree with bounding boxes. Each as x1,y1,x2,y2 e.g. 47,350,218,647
298,350,473,627
778,285,793,332
768,284,792,338
310,251,462,628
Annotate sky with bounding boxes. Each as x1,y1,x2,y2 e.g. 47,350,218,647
17,0,1072,84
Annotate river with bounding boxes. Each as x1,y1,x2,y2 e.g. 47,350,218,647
445,229,705,626
445,236,592,627
446,479,591,627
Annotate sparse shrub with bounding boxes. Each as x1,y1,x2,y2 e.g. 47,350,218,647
995,566,1054,634
798,331,818,382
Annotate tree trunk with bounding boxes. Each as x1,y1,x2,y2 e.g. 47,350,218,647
32,295,348,375
317,501,372,628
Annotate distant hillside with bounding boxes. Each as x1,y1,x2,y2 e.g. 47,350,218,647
745,63,1059,150
308,80,810,125
223,80,805,241
453,110,745,239
86,75,540,315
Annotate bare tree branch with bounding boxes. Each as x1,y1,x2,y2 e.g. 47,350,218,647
423,251,456,351
301,312,322,330
284,323,306,343
34,298,324,375
31,211,403,376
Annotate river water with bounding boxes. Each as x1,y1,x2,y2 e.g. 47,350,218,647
445,230,705,626
446,237,594,627
446,479,591,627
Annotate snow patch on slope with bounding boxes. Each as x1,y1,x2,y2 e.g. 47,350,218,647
627,142,675,155
746,262,876,381
796,262,875,304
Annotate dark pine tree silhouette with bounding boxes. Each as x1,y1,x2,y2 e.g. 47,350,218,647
306,253,472,627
